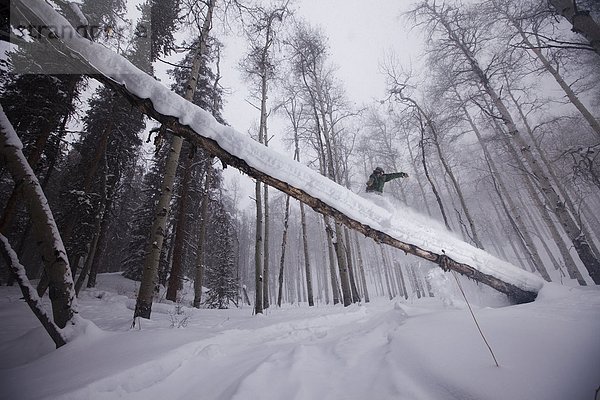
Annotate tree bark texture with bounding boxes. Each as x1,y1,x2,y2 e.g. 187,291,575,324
193,160,212,308
0,106,77,328
135,0,215,320
277,195,290,307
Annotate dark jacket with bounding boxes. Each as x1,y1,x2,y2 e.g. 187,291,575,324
366,171,407,193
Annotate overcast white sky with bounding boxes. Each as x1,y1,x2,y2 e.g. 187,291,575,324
219,0,422,133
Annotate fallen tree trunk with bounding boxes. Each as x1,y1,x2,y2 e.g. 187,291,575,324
12,0,541,304
98,76,538,304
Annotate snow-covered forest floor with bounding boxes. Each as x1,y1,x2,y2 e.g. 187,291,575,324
1,273,599,400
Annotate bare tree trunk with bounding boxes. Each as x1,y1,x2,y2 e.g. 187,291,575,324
513,28,600,138
486,70,600,282
506,82,600,267
379,245,394,300
263,184,270,309
135,135,184,319
75,177,113,294
393,260,409,300
516,191,562,269
75,221,100,296
254,178,264,314
408,263,423,299
320,233,330,304
277,195,290,307
519,175,585,284
135,0,215,321
323,216,340,304
469,111,548,277
75,157,108,295
86,168,116,289
344,227,361,302
353,231,370,303
85,212,109,289
193,159,212,308
331,222,352,306
300,202,314,306
166,147,194,302
428,114,484,248
418,117,452,230
0,106,77,328
406,135,433,216
488,195,532,271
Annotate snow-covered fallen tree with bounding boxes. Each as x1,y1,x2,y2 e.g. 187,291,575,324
9,0,546,303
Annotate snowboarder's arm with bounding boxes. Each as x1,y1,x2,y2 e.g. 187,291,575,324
384,172,408,182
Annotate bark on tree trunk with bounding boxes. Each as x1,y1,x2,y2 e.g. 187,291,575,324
277,195,290,307
379,245,394,300
135,0,215,321
86,168,115,289
263,184,270,309
323,216,341,304
393,260,409,300
136,136,183,319
299,202,314,306
254,178,264,314
193,160,212,308
419,117,452,230
0,106,77,328
332,222,352,306
406,135,433,216
166,146,194,302
353,231,370,303
344,227,361,303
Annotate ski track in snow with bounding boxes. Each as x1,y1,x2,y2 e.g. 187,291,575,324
1,275,600,400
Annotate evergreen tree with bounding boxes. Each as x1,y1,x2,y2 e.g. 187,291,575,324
122,146,168,281
204,197,239,309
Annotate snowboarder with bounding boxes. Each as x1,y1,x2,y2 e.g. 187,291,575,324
366,167,408,194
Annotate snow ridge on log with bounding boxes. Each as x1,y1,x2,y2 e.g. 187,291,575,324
14,0,545,303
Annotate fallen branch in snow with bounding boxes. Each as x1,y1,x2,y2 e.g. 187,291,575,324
0,235,67,348
11,0,541,305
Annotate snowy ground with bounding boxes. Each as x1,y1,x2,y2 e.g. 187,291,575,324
1,273,599,400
